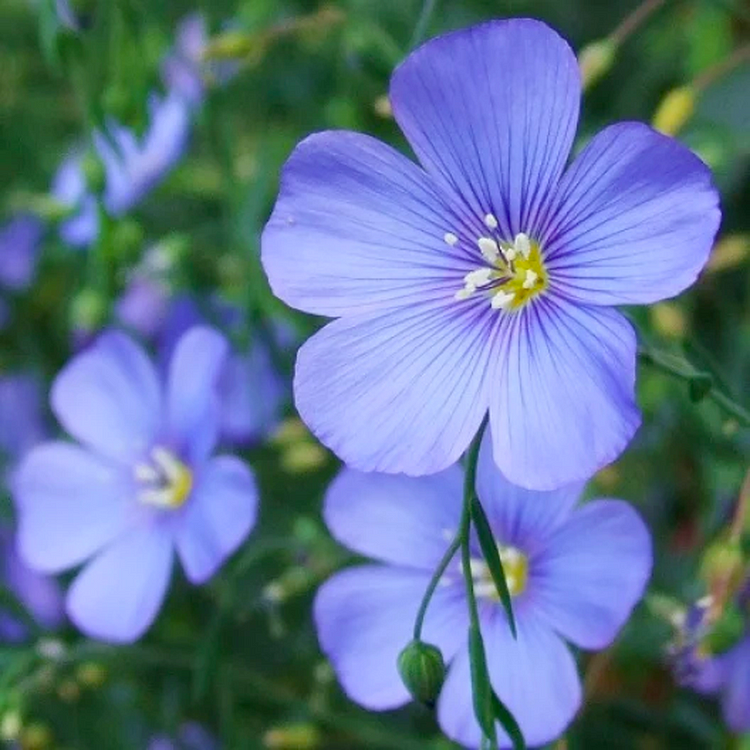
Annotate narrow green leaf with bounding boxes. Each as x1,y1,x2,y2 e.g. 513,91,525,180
468,625,497,744
491,692,526,750
471,496,517,637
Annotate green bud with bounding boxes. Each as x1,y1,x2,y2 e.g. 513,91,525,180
652,86,696,136
701,539,745,593
701,602,746,656
80,151,106,196
397,640,445,706
110,220,144,263
688,373,713,402
70,288,107,334
578,39,617,90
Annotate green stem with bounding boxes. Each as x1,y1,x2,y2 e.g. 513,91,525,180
638,346,750,426
408,0,439,49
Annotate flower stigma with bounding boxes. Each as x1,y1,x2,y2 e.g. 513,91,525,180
469,544,529,599
134,446,193,509
449,217,548,311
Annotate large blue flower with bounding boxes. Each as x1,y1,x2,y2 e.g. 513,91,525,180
261,19,720,490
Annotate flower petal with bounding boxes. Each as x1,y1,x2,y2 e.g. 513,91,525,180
51,331,162,464
14,442,136,573
438,608,581,748
542,122,720,305
314,565,468,710
532,500,652,649
390,19,580,239
295,300,498,476
262,131,473,318
174,455,258,584
722,636,750,732
489,297,640,490
165,326,228,462
66,523,173,643
323,466,463,569
475,429,583,555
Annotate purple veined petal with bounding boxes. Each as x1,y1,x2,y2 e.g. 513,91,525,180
438,607,581,748
262,131,476,318
475,429,583,555
66,522,173,643
323,466,463,570
531,500,652,650
0,215,43,290
541,122,721,305
14,442,136,573
489,296,641,490
174,455,258,584
722,636,750,732
295,298,500,476
51,330,162,464
314,565,468,711
390,19,580,240
165,326,228,463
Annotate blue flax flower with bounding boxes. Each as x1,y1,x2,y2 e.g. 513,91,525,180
0,373,46,481
314,430,652,747
0,215,42,328
13,327,258,643
262,19,720,490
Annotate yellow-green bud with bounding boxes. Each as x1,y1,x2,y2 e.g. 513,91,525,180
701,539,745,596
578,39,617,90
70,288,108,334
652,86,696,136
263,723,321,749
80,151,106,196
397,640,446,706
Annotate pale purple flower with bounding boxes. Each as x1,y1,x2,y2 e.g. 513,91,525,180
13,327,258,643
0,526,64,641
161,14,209,106
314,430,652,748
262,19,720,490
0,374,47,478
52,92,191,247
0,216,42,328
687,634,750,732
148,722,217,750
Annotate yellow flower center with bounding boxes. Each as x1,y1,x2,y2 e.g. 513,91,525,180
134,446,193,509
447,215,549,311
470,544,529,599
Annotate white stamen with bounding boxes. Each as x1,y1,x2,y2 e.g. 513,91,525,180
464,268,493,287
491,290,515,309
477,237,500,263
514,232,531,258
454,287,474,301
151,446,183,482
522,270,538,289
504,246,517,262
484,213,498,229
444,232,459,246
134,463,160,483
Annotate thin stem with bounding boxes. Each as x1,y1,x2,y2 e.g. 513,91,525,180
408,0,439,50
693,44,750,93
638,346,750,427
413,532,461,640
610,0,667,46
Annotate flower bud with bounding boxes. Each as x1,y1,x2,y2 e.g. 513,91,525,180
397,640,446,706
80,150,106,196
652,86,696,136
263,723,321,749
578,39,617,90
701,539,746,601
70,288,108,337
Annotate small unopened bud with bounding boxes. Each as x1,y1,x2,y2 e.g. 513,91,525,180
578,39,617,90
263,723,321,749
70,288,108,336
701,539,745,600
1,711,21,741
80,150,106,196
706,234,750,274
397,640,446,706
76,662,106,688
652,86,696,136
20,723,52,750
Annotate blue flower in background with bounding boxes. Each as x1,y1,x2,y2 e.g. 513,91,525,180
314,430,652,748
51,91,192,248
0,373,47,478
148,722,217,750
162,14,209,106
13,327,258,643
0,216,42,328
262,18,720,490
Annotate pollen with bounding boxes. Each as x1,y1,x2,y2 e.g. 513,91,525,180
469,544,529,600
135,446,193,509
451,228,548,312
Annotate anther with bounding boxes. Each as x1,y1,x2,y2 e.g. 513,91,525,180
477,237,500,263
444,232,459,246
514,233,531,258
464,268,493,288
491,290,515,309
484,213,498,230
522,270,538,289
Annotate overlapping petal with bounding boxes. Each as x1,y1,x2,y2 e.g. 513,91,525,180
165,326,228,462
721,636,750,731
532,500,652,649
475,430,583,554
390,19,580,239
323,466,463,570
262,131,473,318
15,442,136,573
438,607,581,748
314,565,468,710
66,523,173,643
295,300,499,476
51,332,161,463
542,123,720,305
489,296,640,490
174,455,258,584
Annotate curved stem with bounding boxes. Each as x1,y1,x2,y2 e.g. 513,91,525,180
408,0,439,50
610,0,667,46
